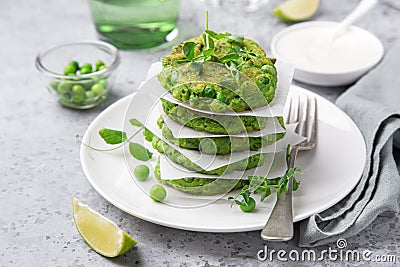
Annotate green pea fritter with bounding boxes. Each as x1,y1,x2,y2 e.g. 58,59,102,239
158,35,277,112
154,159,248,195
157,116,285,155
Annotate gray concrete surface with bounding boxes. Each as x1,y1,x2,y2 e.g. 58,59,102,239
1,0,400,266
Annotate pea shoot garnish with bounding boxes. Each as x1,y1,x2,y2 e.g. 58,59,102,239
77,118,153,161
179,11,265,84
228,168,302,213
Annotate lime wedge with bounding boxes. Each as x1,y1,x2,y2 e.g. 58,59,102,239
72,198,137,257
274,0,319,22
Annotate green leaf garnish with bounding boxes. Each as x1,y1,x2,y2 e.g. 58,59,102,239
293,177,300,191
129,142,153,161
98,128,127,145
77,126,144,152
260,187,271,202
227,34,244,43
205,30,228,40
219,54,240,63
129,118,143,127
144,128,154,142
183,42,196,61
203,48,215,57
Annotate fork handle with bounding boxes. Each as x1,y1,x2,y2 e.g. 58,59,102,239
260,148,298,241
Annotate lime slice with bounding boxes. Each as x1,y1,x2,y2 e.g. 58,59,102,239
72,198,137,257
274,0,319,22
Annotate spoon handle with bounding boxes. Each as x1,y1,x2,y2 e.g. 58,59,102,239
332,0,378,41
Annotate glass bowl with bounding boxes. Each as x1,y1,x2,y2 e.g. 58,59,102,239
35,41,120,109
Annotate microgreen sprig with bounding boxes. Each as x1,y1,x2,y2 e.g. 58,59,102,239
77,118,154,161
180,11,245,66
228,168,302,213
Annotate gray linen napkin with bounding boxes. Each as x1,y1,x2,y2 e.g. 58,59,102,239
299,41,400,247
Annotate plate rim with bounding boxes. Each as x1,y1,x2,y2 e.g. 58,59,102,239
80,85,366,232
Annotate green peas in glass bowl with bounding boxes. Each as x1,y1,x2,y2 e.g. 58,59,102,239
35,41,120,109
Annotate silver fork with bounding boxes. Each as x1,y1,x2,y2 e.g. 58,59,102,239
261,95,317,241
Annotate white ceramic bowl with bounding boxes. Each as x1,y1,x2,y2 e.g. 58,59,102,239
271,21,384,87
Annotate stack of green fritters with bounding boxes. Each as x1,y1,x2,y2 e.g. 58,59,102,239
151,34,284,195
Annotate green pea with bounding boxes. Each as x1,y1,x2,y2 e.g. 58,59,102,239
57,82,72,95
189,94,199,104
82,97,99,106
199,138,217,154
203,85,216,98
257,75,270,87
95,60,106,70
91,84,106,97
216,91,227,103
64,64,77,75
97,65,107,71
80,80,95,90
134,165,150,182
97,79,107,88
81,63,92,71
240,197,256,212
85,91,95,99
70,61,79,70
261,64,277,76
149,184,166,202
71,85,85,103
80,67,92,75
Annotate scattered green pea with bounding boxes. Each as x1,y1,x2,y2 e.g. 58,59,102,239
149,184,167,202
240,197,256,212
134,165,150,182
91,84,106,97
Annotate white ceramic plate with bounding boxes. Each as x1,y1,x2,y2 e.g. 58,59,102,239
80,85,366,232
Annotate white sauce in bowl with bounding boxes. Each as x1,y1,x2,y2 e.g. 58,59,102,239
272,21,384,74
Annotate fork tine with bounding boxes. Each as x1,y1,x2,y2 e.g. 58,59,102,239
298,96,308,138
285,98,293,125
288,95,300,127
295,95,303,135
294,95,300,124
307,96,317,144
